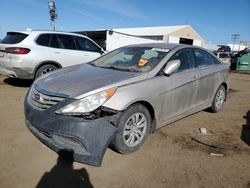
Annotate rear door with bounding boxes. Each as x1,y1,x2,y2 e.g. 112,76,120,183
193,48,221,106
158,48,200,124
35,33,81,67
51,34,83,67
35,34,102,68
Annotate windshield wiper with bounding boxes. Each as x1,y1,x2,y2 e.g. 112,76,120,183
89,64,142,72
102,66,142,72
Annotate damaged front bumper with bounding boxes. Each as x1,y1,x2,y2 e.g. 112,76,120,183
24,95,119,166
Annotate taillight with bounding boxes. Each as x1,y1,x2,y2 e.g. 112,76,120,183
5,47,30,54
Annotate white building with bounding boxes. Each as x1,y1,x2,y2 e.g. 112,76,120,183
75,25,205,51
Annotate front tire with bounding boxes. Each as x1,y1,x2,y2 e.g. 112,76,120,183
210,85,226,113
110,104,151,154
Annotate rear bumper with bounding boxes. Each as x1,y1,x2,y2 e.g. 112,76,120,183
0,66,33,79
24,93,118,166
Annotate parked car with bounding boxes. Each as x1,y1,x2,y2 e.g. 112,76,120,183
216,52,231,66
24,43,229,166
217,45,231,52
0,30,104,79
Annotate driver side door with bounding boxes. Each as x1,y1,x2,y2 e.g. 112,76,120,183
157,48,200,125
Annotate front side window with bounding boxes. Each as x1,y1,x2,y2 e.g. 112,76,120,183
91,47,169,72
170,49,194,72
76,37,100,52
194,49,213,67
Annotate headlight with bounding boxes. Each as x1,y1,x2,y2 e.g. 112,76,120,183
56,87,117,115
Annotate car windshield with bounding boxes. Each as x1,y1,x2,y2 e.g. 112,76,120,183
90,47,169,72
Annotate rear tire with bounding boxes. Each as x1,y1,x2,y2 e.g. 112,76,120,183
35,64,57,79
210,85,226,113
110,104,151,154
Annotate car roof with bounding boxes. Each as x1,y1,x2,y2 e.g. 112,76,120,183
7,30,87,38
124,43,191,50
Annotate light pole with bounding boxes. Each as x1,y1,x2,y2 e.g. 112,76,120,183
48,1,58,31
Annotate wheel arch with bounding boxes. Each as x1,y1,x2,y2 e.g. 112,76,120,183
33,61,62,79
126,100,157,134
221,82,228,101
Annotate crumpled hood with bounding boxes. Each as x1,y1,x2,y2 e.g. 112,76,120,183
34,64,146,98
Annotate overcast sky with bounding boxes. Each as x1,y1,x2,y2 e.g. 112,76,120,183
0,0,249,44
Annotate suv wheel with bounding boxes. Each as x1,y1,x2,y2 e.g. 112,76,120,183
35,64,57,79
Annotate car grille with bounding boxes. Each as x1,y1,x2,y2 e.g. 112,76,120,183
30,87,66,110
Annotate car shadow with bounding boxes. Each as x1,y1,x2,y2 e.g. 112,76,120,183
3,78,33,88
241,111,250,146
36,150,93,188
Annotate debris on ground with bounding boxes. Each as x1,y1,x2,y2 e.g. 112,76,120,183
194,128,214,135
191,137,218,148
210,153,224,157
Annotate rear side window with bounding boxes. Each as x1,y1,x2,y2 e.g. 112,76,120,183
56,34,76,50
1,32,28,44
76,36,100,52
212,56,222,65
194,49,213,67
36,34,51,46
219,53,230,58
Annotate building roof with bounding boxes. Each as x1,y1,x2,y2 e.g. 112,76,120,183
113,25,190,36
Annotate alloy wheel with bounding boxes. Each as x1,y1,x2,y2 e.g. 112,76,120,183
215,88,225,109
123,112,147,147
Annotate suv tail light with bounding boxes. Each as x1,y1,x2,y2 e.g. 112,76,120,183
5,47,30,54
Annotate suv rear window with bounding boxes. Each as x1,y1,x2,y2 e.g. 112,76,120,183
1,32,28,44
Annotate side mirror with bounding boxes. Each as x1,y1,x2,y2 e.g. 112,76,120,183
163,59,181,76
100,48,106,55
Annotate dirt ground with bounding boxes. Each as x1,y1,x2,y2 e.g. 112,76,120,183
0,73,250,188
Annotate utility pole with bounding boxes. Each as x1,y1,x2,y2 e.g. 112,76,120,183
48,1,58,31
231,34,240,51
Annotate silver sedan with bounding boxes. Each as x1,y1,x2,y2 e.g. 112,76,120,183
24,43,229,166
